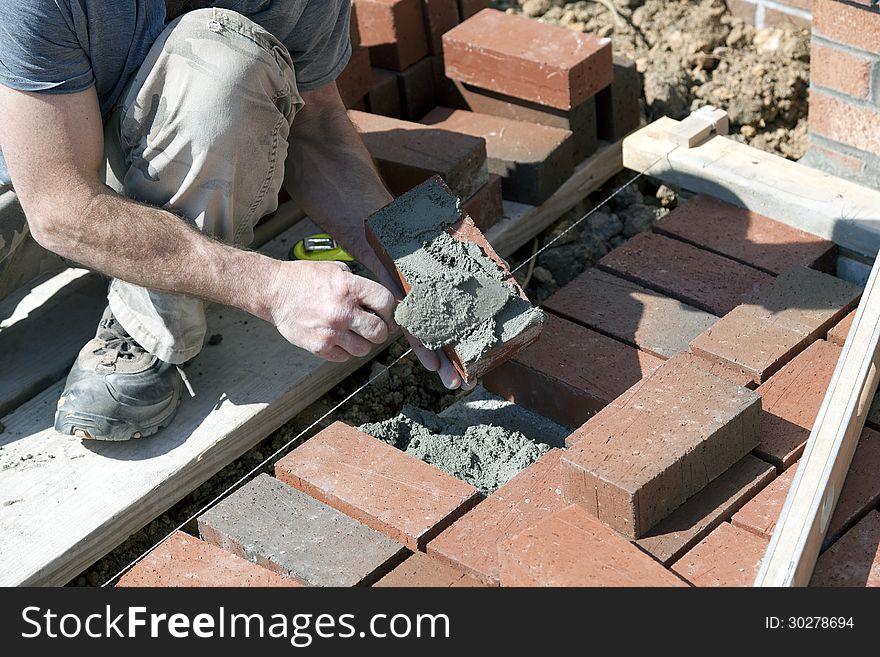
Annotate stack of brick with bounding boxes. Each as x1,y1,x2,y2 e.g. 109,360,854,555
120,186,880,587
804,0,880,190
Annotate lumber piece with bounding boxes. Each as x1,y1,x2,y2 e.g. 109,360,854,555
622,116,880,259
755,253,880,586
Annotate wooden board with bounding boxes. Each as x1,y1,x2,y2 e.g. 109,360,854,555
622,117,880,259
755,254,880,586
0,219,386,586
486,139,623,258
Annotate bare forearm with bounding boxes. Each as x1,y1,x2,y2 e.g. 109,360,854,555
282,85,392,275
42,186,280,322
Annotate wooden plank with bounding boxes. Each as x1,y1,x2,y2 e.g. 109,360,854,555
622,117,880,259
0,219,386,586
485,138,623,258
754,254,880,586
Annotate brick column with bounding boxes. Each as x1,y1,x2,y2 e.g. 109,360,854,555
804,0,880,188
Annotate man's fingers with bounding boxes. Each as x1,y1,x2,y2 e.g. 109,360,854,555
402,330,440,372
437,353,462,390
350,308,389,345
336,330,375,359
352,276,397,331
317,345,349,362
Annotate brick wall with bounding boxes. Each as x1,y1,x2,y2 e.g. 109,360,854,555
803,0,880,188
726,0,813,28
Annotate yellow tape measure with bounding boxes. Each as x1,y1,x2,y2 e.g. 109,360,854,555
288,234,354,262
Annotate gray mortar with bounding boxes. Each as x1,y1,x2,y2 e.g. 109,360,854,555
368,182,544,370
359,386,568,496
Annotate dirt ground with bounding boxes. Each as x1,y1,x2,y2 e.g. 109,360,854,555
71,0,812,586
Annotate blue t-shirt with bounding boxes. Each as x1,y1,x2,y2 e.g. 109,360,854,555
0,1,352,184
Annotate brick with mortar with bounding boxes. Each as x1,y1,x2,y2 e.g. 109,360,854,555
636,455,775,566
542,267,718,360
117,531,300,588
421,107,574,205
482,313,663,429
810,91,880,156
442,9,612,110
733,428,880,545
354,0,429,71
348,109,488,199
811,42,874,100
654,194,837,276
811,511,880,587
671,522,768,587
427,449,568,585
813,0,880,54
197,474,408,587
374,552,485,587
752,340,842,469
499,504,689,587
562,356,762,538
598,232,773,316
275,421,480,551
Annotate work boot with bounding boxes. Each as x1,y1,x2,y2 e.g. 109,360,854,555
54,307,183,441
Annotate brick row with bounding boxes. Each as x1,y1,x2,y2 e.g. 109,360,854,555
374,552,484,587
499,505,689,587
562,355,762,538
275,421,480,551
691,267,860,384
482,313,663,429
198,474,408,587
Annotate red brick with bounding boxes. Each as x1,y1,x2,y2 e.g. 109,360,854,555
275,422,479,551
366,177,543,384
733,428,880,544
336,47,373,109
753,340,842,468
374,552,485,587
421,0,460,55
671,522,768,587
442,9,613,110
636,455,775,566
598,232,773,316
117,531,300,588
690,267,859,384
198,474,407,587
810,90,880,156
807,144,867,175
349,109,488,199
596,55,642,142
447,80,598,162
763,7,811,28
674,351,756,389
562,356,762,538
421,107,574,204
354,0,430,71
482,313,663,429
654,194,837,275
811,511,880,587
811,42,873,99
814,0,880,53
828,309,856,346
543,268,718,360
397,57,437,120
427,449,568,585
367,67,403,118
499,505,688,587
458,0,489,18
462,173,503,232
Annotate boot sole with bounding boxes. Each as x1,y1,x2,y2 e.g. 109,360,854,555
54,395,182,442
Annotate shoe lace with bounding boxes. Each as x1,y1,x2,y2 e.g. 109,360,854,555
94,315,148,369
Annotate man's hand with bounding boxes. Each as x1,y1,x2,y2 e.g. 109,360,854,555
268,259,396,362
